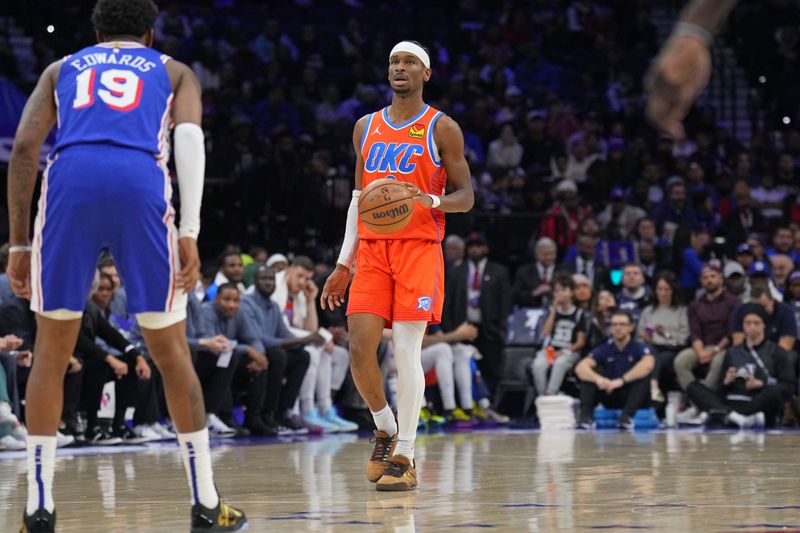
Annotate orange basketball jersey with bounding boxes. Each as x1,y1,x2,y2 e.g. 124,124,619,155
358,104,447,241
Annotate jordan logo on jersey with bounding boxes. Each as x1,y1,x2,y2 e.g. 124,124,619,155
364,142,425,174
408,123,425,139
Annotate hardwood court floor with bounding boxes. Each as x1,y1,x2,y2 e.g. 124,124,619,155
1,429,799,532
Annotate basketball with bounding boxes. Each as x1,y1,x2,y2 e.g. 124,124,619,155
358,178,416,234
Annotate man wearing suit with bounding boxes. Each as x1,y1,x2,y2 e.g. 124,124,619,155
561,231,610,291
443,232,511,391
513,237,559,309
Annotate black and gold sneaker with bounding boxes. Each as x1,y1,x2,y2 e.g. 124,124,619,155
20,508,55,533
190,499,247,532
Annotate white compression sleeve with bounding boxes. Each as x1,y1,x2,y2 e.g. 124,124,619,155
173,123,205,240
337,190,360,268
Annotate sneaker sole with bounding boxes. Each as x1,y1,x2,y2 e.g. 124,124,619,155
376,481,417,492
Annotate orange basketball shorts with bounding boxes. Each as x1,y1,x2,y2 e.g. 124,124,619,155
347,239,444,325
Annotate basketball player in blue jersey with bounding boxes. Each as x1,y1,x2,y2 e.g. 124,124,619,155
7,1,246,531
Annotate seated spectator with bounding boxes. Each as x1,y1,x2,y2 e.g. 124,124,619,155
98,254,127,317
687,307,795,428
443,233,511,392
242,265,317,434
731,287,796,356
513,237,558,308
531,274,586,397
205,251,246,301
539,179,591,252
751,174,788,221
573,273,593,312
770,254,795,294
653,178,697,242
201,283,271,436
420,322,478,423
766,225,798,262
748,260,783,302
266,253,289,273
443,234,465,274
678,228,710,301
596,186,646,240
674,265,739,402
725,181,766,255
242,246,269,288
76,292,151,444
561,232,610,291
486,124,524,171
636,272,690,403
586,289,616,351
272,256,356,432
633,216,672,272
575,310,655,429
724,261,749,301
616,263,652,327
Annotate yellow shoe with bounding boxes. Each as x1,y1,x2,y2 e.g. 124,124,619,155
376,455,418,491
448,407,473,422
367,430,397,483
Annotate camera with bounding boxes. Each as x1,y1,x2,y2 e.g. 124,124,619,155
734,367,750,385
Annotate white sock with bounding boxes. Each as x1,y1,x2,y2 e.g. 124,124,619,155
392,320,427,462
26,435,56,514
370,404,398,436
478,397,490,410
177,429,219,508
394,434,416,461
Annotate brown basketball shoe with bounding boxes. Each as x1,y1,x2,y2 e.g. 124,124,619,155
367,431,397,482
376,455,417,491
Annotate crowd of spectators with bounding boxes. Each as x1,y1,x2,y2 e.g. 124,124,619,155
2,0,800,447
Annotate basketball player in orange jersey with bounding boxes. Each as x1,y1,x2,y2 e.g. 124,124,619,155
321,40,473,491
646,0,738,138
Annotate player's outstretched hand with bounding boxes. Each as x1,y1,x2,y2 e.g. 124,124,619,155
177,236,201,294
7,249,31,300
321,264,351,310
644,34,711,140
398,182,433,207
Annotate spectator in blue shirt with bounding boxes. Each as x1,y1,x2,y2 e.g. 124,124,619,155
575,309,655,429
242,265,319,434
201,283,271,436
678,228,710,301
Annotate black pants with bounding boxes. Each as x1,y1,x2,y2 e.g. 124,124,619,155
230,353,268,425
580,376,650,420
686,381,785,427
62,369,82,430
194,349,240,414
133,360,163,426
651,346,680,384
474,335,505,393
80,353,138,429
263,346,310,420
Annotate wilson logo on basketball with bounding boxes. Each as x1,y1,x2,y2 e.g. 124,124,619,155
371,203,410,220
408,123,425,139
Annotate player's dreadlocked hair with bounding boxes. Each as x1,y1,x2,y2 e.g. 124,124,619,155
91,0,159,38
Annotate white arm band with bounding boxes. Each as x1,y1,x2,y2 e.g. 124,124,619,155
337,190,361,269
173,123,205,240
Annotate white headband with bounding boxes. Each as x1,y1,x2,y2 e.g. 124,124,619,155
389,41,430,69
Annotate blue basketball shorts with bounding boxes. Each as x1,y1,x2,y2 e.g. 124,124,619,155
30,144,186,315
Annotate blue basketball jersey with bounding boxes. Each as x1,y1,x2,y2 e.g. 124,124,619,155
51,42,172,159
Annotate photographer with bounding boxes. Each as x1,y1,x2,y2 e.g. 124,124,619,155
686,307,795,428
